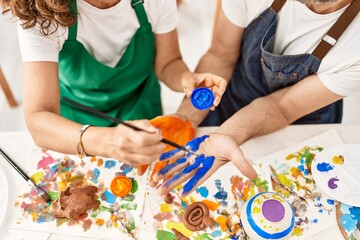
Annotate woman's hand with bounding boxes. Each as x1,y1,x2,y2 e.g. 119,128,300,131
105,120,166,167
181,72,227,110
152,133,258,197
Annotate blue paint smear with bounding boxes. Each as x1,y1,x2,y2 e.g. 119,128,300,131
120,163,131,170
120,163,133,174
182,156,215,195
327,199,335,205
311,219,319,224
37,215,46,223
123,166,133,174
316,162,334,172
102,190,117,204
349,206,360,222
105,160,116,169
92,168,100,183
341,213,357,231
298,165,305,171
196,186,209,198
158,157,186,175
211,230,222,237
214,191,228,201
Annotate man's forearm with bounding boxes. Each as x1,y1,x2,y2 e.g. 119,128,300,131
215,96,290,145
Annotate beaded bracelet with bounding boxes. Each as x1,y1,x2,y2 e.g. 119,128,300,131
77,124,93,159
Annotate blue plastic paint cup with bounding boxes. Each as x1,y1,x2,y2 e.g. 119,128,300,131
190,88,215,110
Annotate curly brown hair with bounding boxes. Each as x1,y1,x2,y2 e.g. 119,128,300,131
1,0,76,35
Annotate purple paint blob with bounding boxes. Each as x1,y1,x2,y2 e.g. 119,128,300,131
328,177,339,189
317,162,334,172
262,199,285,222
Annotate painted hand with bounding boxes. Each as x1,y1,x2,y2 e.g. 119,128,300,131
181,72,227,110
152,133,258,197
136,115,195,181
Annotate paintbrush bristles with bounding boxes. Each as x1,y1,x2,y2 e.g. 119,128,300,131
27,179,52,204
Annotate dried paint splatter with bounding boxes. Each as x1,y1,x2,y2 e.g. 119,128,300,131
14,150,142,234
273,146,336,237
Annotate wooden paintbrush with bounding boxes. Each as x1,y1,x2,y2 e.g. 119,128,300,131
0,148,51,204
62,97,199,157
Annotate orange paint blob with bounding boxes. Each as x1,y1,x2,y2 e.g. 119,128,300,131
110,176,132,197
138,116,195,181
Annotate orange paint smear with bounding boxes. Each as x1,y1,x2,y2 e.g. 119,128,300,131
202,200,220,211
139,116,195,181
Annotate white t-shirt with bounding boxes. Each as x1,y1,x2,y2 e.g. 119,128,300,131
17,0,178,67
222,0,360,97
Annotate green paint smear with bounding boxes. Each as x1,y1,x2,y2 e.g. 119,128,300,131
48,191,59,201
91,213,98,218
123,194,135,202
127,217,136,231
252,177,269,192
99,205,112,212
131,179,138,194
120,203,137,210
156,230,176,240
193,233,214,240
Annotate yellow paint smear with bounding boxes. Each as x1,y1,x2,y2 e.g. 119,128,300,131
165,221,193,237
31,172,44,184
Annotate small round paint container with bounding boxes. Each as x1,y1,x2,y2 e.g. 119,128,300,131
190,87,215,110
110,176,132,197
241,192,295,240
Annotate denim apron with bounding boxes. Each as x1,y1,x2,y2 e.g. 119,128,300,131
59,0,162,126
201,2,343,126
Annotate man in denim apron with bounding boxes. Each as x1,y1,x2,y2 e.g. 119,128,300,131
156,0,359,196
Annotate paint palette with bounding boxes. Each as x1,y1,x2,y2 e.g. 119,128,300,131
0,164,9,227
311,144,360,207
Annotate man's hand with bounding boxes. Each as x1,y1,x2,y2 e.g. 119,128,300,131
181,72,227,110
152,133,258,197
137,115,195,181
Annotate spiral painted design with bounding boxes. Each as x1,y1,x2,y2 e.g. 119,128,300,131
183,202,210,231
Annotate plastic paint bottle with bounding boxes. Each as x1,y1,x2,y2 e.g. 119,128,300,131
190,88,215,110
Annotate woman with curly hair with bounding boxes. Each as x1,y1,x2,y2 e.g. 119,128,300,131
0,0,227,166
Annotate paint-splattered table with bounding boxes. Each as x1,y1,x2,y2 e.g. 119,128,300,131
0,123,359,240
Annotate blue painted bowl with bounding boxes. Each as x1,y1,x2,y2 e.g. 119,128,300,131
241,192,295,240
190,88,215,110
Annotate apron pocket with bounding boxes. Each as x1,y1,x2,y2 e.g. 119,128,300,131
261,58,300,92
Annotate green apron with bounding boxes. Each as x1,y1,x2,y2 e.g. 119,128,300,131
59,0,162,126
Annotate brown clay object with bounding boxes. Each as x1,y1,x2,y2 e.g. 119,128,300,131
164,193,174,204
171,228,190,240
203,216,215,227
182,202,211,231
53,181,99,220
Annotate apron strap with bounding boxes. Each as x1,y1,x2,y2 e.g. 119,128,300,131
271,0,286,13
312,0,360,60
131,0,150,26
68,0,78,41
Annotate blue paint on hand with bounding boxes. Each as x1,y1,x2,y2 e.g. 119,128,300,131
158,157,187,176
160,148,181,161
182,155,215,195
